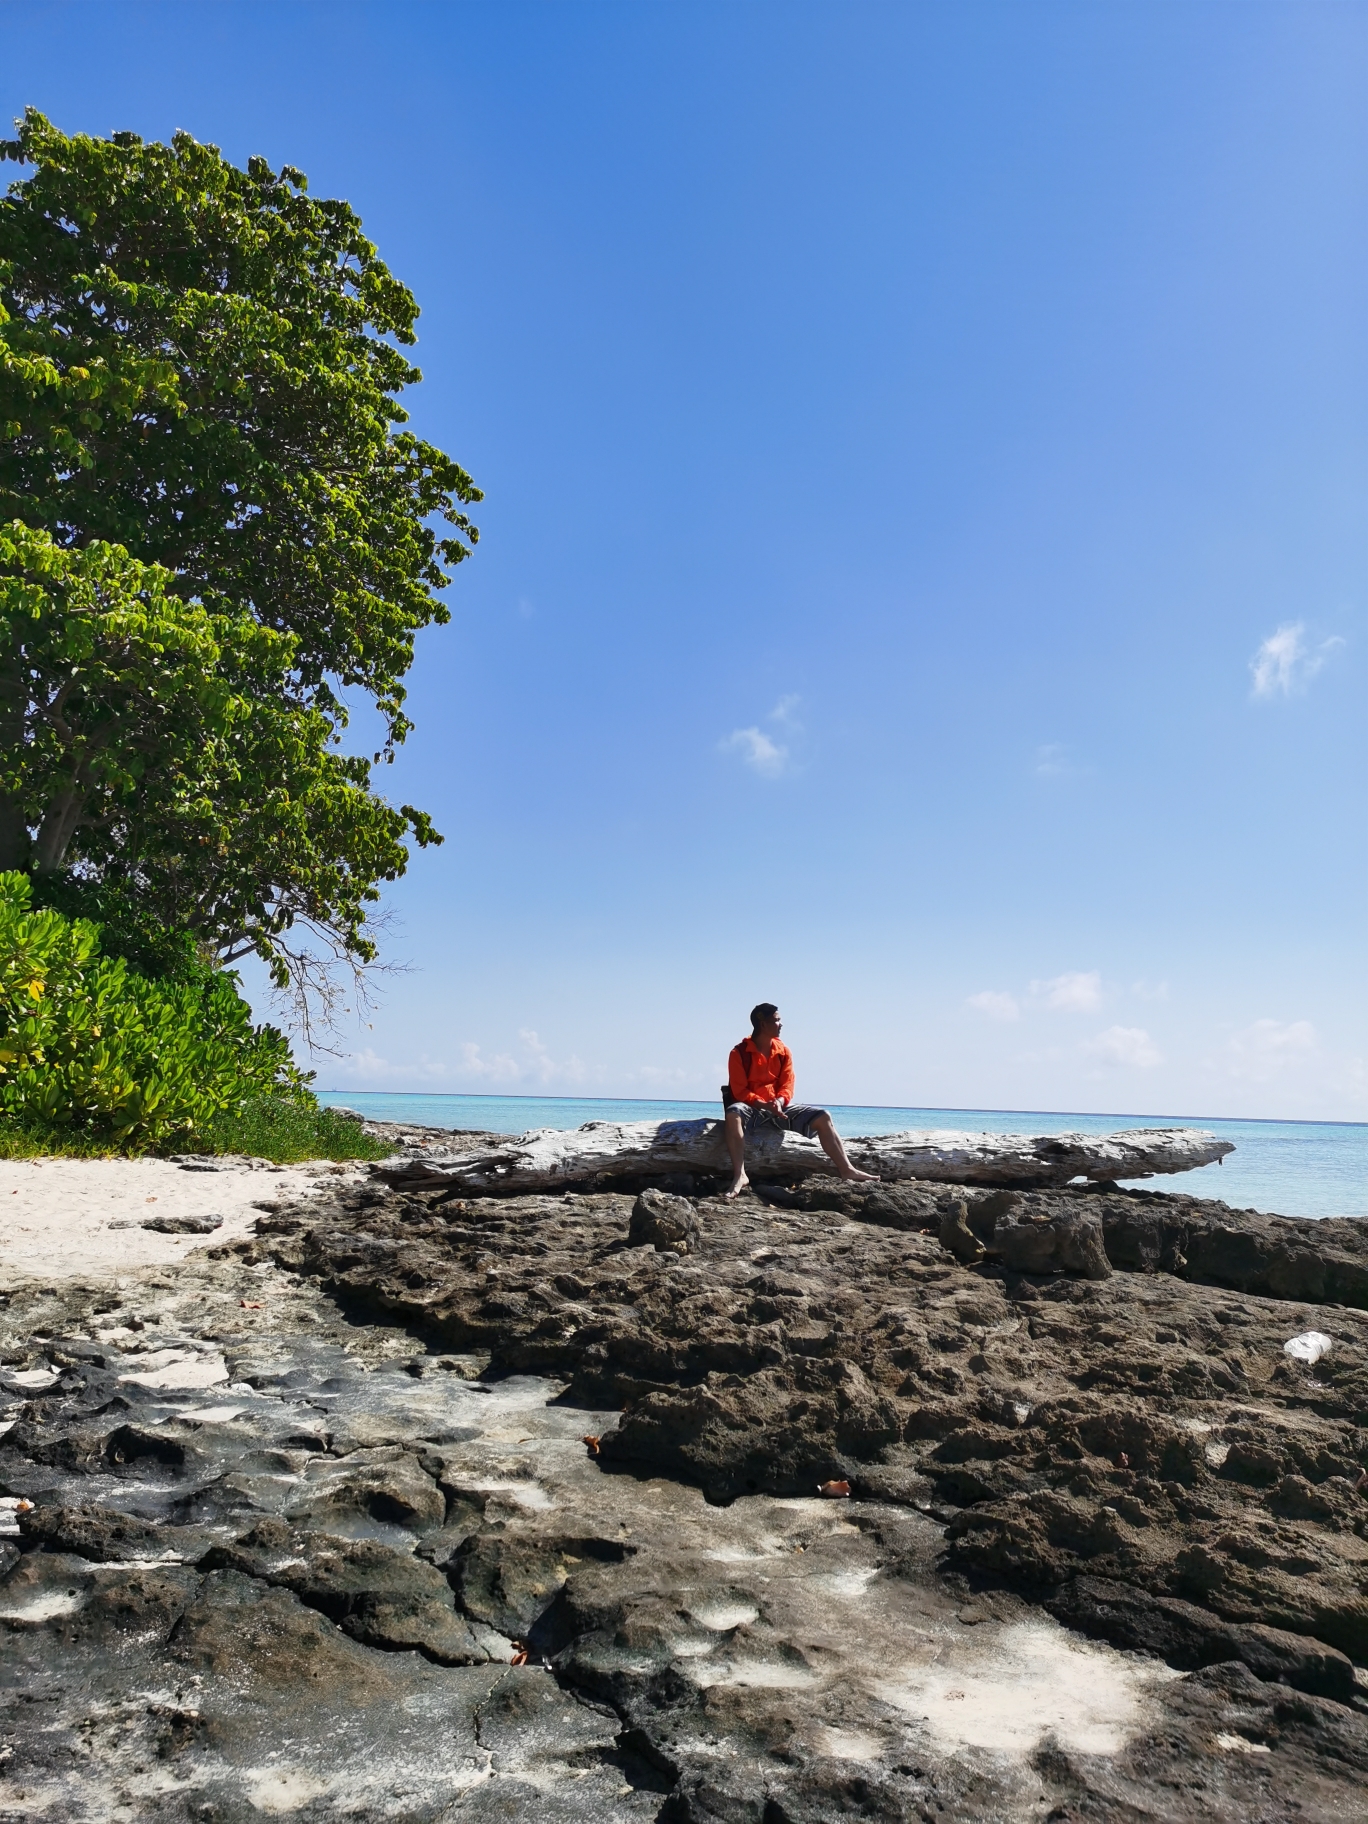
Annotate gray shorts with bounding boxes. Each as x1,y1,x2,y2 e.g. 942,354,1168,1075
728,1102,828,1140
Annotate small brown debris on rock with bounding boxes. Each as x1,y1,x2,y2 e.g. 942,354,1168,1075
582,1435,601,1456
818,1479,850,1498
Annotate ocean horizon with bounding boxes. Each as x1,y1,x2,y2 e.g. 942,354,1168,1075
316,1090,1366,1221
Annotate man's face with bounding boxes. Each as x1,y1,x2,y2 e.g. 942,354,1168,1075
758,1010,782,1041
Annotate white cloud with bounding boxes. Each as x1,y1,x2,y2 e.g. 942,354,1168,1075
1087,1025,1162,1068
1034,743,1067,778
1130,979,1170,1002
720,696,803,777
1226,1018,1316,1081
331,1047,460,1085
517,1028,588,1086
1250,623,1344,699
456,1040,523,1084
332,1030,587,1091
721,725,788,778
1340,1055,1368,1110
968,990,1020,1022
633,1062,706,1091
1032,971,1103,1013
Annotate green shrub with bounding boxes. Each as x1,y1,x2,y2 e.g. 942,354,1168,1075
0,1121,55,1159
202,1095,389,1165
0,871,306,1150
27,873,208,981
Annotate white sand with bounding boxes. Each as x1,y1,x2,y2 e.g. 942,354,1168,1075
0,1155,373,1282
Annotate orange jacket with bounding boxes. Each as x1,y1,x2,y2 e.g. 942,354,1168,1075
728,1036,795,1106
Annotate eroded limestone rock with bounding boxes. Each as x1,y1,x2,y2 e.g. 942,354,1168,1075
628,1187,700,1254
2,1171,1368,1820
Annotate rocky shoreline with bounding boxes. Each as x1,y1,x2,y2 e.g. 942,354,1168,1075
2,1122,1367,1819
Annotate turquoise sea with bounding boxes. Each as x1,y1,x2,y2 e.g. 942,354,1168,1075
317,1091,1366,1221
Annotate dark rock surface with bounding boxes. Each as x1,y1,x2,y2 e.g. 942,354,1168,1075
629,1188,702,1255
140,1211,225,1235
2,1157,1368,1818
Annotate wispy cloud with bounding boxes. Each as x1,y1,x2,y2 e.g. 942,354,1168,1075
968,990,1020,1022
721,726,788,777
518,1029,588,1085
332,1047,458,1085
455,1041,523,1084
335,1029,587,1091
1130,978,1170,1002
720,696,802,778
1226,1018,1316,1080
1086,1025,1162,1068
1034,743,1068,778
633,1062,705,1091
1032,970,1103,1013
1250,623,1344,699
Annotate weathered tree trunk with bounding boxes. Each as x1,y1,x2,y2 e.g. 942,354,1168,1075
375,1118,1234,1196
0,801,30,873
32,783,86,875
0,669,31,872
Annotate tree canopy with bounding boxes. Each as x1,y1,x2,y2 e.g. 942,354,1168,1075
0,110,478,1026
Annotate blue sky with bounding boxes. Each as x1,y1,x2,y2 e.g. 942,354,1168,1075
6,2,1365,1120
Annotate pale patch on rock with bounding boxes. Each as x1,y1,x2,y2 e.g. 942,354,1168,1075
242,1767,331,1813
0,1587,85,1624
813,1567,879,1599
120,1351,228,1390
690,1599,760,1631
815,1727,886,1762
875,1619,1177,1758
695,1660,821,1690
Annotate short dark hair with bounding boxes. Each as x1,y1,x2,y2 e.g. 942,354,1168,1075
750,1002,779,1032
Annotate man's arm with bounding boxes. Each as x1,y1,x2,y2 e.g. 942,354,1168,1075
776,1047,796,1107
727,1045,750,1104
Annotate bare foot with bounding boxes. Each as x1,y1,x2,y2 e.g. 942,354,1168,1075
722,1171,750,1201
838,1165,877,1183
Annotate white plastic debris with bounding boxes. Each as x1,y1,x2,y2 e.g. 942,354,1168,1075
1284,1331,1333,1365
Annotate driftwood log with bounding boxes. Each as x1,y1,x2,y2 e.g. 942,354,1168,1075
374,1117,1233,1196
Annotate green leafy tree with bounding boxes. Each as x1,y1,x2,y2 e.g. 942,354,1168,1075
0,522,427,1035
0,110,478,1024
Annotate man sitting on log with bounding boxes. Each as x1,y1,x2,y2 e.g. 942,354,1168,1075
723,1003,876,1200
